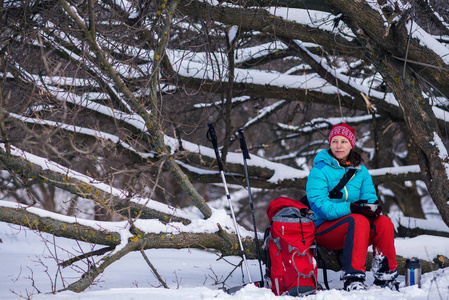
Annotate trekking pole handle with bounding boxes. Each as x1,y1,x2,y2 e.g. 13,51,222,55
237,129,250,159
207,124,224,171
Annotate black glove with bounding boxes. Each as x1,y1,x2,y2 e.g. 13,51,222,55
350,200,376,218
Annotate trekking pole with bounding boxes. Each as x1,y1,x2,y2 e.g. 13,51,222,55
206,124,252,283
237,129,264,283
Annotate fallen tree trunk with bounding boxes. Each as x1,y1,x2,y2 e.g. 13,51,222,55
317,247,449,275
0,204,258,258
395,217,449,238
1,204,446,276
397,225,449,238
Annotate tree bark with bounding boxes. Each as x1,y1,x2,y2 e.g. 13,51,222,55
328,0,449,99
323,0,449,227
178,1,357,54
373,53,449,227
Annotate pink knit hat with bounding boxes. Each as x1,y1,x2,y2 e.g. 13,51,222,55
328,123,356,148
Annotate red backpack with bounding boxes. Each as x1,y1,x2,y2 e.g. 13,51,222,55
263,197,318,296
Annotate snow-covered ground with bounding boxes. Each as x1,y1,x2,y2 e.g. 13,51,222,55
1,220,449,300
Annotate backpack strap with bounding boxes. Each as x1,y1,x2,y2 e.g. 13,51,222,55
302,168,357,206
328,168,356,199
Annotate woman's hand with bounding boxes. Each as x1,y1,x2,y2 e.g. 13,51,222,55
350,200,377,218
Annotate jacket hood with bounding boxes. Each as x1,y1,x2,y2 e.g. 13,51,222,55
313,149,338,167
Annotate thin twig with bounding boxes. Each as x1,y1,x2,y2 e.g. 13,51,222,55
394,56,449,72
403,0,415,78
140,249,169,289
59,246,115,268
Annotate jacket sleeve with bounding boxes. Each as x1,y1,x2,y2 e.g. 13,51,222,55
306,167,352,221
359,166,378,203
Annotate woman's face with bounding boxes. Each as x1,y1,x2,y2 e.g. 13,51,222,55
330,135,352,161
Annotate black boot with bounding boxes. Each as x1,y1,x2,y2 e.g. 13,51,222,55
372,255,399,291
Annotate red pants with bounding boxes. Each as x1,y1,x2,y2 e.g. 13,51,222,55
316,214,397,279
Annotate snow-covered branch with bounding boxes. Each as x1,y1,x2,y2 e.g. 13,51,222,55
0,144,190,224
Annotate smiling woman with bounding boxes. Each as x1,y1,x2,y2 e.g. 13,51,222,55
306,123,399,291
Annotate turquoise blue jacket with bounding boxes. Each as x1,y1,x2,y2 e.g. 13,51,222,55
306,149,378,227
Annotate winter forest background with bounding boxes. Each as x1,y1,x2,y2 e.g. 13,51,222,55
2,0,449,299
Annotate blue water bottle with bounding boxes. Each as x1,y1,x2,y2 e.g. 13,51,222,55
405,258,421,288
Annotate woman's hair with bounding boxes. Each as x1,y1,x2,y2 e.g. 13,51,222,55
329,149,363,167
348,150,363,166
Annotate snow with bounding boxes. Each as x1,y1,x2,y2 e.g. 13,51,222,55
2,0,449,299
394,235,449,261
369,165,420,176
430,132,449,178
407,21,449,66
396,216,449,232
2,221,449,300
266,8,354,40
